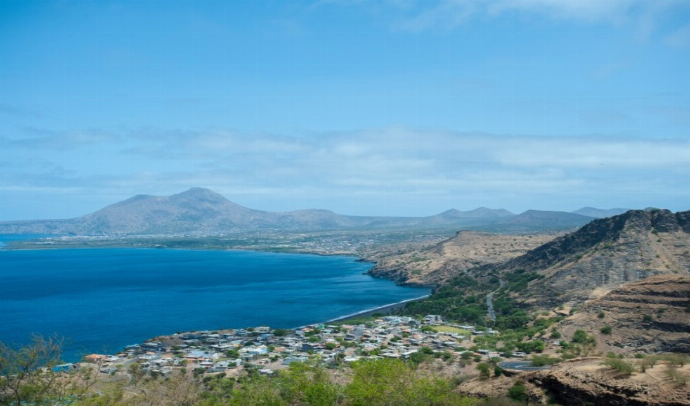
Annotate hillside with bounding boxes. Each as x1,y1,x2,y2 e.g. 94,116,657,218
558,275,690,354
527,357,690,406
366,230,561,286
500,210,595,229
572,207,630,218
493,209,690,306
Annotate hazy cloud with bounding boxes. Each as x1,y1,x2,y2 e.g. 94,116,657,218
1,128,121,150
6,126,688,214
324,0,689,34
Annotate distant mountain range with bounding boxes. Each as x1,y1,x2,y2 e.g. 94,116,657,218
0,187,628,235
571,207,630,218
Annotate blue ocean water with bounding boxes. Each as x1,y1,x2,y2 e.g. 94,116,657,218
0,236,429,361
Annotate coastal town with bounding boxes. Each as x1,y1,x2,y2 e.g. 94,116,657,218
70,315,511,378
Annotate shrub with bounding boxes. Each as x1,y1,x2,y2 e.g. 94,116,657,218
598,311,605,319
602,358,635,376
665,365,690,385
531,354,560,367
663,353,690,367
600,326,612,335
507,381,528,402
572,329,588,343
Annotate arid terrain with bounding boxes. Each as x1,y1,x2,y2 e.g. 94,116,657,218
365,230,562,286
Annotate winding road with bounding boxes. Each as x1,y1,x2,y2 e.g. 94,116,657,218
486,277,506,322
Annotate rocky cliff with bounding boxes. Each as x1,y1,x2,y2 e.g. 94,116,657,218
366,230,560,286
495,209,690,305
527,358,690,406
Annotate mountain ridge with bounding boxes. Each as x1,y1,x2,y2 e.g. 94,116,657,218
490,209,690,306
0,187,624,236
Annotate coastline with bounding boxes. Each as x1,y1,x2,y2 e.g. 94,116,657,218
1,234,434,360
325,295,429,323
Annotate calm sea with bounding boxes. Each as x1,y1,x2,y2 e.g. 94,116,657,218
0,235,428,361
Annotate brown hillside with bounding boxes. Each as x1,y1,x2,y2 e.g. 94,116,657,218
558,275,690,354
497,209,690,305
366,230,560,286
528,357,690,406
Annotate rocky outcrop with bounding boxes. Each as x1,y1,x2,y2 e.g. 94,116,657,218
491,209,690,305
527,358,690,406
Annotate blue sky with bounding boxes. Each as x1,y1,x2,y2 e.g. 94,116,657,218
1,0,689,220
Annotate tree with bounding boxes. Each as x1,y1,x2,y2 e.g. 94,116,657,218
0,335,93,406
345,359,474,406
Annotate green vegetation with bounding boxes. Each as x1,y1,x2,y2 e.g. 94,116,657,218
507,381,528,402
199,359,478,406
1,337,482,406
530,354,560,367
502,269,543,293
600,325,612,335
405,268,549,338
476,363,492,379
571,329,589,344
0,336,92,406
406,275,490,326
602,358,635,376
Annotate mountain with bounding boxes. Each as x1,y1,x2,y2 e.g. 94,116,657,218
572,207,630,218
433,208,515,219
75,188,269,234
0,188,541,235
498,210,595,229
492,209,690,305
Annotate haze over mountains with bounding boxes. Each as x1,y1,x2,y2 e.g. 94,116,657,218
0,187,626,235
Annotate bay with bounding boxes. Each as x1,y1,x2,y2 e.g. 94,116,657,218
0,236,429,361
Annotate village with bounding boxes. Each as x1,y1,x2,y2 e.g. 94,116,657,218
72,315,514,378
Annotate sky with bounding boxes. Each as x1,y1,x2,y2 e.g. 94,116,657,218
1,0,690,221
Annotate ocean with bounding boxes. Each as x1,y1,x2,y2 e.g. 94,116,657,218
0,236,429,361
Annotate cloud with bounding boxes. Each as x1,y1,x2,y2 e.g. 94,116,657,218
322,0,689,34
2,125,689,217
1,128,121,150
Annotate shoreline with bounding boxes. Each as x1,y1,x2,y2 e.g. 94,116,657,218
1,234,434,360
325,295,429,323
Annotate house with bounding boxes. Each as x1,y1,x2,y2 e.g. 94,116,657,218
423,315,443,325
282,356,308,365
83,354,107,364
